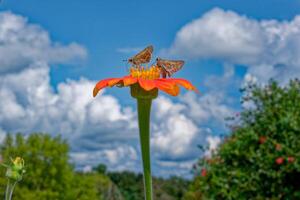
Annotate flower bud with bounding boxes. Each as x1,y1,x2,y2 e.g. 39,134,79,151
5,157,25,181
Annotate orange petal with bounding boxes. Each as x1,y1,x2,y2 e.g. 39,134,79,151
93,78,115,97
107,78,123,87
138,79,156,91
155,79,180,96
123,76,138,86
169,78,199,93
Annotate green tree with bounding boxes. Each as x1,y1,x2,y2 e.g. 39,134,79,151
94,164,107,175
70,172,123,200
185,80,300,199
107,171,190,200
0,133,73,199
0,133,121,200
108,171,144,200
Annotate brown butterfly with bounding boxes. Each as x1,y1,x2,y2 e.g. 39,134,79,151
128,45,154,67
156,57,184,78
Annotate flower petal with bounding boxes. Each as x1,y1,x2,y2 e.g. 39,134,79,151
107,78,123,87
154,79,180,96
123,76,138,86
93,78,123,97
169,78,199,93
93,78,115,97
138,79,156,91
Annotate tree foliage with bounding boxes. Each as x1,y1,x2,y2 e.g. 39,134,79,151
185,80,300,199
0,133,121,200
107,170,190,200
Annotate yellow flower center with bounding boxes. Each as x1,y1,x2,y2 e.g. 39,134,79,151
130,66,160,80
12,157,25,167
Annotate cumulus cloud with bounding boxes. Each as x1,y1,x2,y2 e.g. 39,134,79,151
151,78,234,162
0,11,87,74
167,7,300,84
0,11,140,175
204,136,221,157
155,160,196,178
0,127,6,143
0,64,137,146
71,144,139,172
180,65,237,126
0,63,142,172
152,96,200,160
166,8,265,64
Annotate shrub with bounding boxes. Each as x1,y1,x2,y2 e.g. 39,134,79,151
185,80,300,199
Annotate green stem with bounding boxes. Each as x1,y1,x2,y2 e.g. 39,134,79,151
137,98,153,200
5,179,17,200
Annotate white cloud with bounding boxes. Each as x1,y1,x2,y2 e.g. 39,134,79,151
0,11,87,74
151,97,199,159
0,128,6,143
0,11,141,175
0,64,142,173
151,85,234,162
179,65,237,127
180,92,233,125
166,8,265,64
0,64,137,142
204,136,221,157
155,160,196,178
82,165,92,173
148,65,237,171
167,7,300,84
71,145,139,172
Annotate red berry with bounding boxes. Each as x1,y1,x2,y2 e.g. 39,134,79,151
287,157,295,163
276,157,284,165
259,136,267,144
275,144,282,151
201,169,207,177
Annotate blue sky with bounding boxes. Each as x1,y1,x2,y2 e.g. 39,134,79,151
0,0,300,177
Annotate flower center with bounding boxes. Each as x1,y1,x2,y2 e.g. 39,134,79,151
130,66,160,80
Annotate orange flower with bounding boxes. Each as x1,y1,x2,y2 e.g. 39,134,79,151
93,66,198,97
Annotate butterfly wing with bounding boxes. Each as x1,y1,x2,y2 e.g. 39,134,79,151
129,45,153,65
157,58,184,77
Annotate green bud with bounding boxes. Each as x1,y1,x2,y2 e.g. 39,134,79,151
5,157,25,181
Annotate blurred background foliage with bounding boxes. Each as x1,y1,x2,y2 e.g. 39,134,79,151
0,79,299,199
